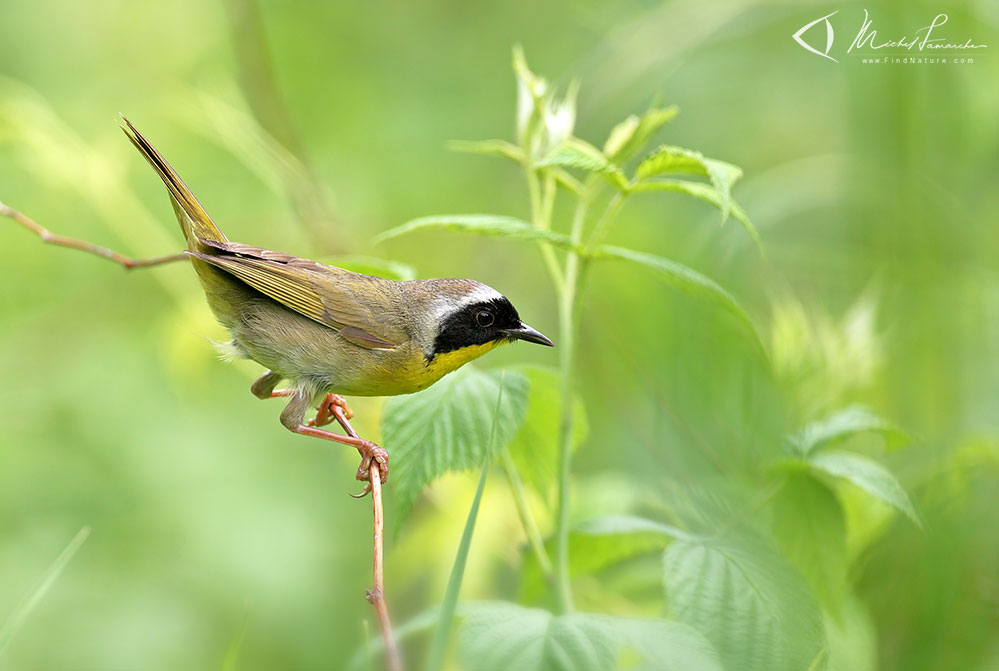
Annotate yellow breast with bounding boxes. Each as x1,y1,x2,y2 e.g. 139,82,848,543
422,341,503,382
340,340,504,396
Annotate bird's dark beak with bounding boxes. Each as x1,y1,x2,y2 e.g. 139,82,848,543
502,322,555,347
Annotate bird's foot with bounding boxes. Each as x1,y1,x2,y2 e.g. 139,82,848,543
355,440,389,484
309,393,354,427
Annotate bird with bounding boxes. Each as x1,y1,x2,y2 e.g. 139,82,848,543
119,117,554,490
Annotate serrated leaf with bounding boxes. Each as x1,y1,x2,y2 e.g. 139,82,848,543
636,146,743,221
458,602,722,671
381,367,529,518
374,214,577,250
537,139,628,190
663,533,825,671
448,138,525,164
592,245,762,351
605,106,680,163
630,178,762,252
506,366,587,497
637,145,707,180
315,255,416,281
789,405,907,456
702,158,742,222
808,450,921,526
772,473,847,618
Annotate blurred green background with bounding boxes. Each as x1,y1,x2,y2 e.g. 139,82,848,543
1,0,997,669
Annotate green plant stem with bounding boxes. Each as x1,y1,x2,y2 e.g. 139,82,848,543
552,193,592,614
586,191,629,254
500,451,554,580
526,165,565,293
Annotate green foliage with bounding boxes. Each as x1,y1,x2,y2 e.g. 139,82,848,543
2,17,967,670
427,463,490,671
809,450,921,526
635,145,742,222
447,139,524,164
663,534,825,671
505,366,588,498
629,178,761,251
789,405,906,456
458,602,723,671
592,244,761,348
772,473,848,617
372,47,924,669
375,214,577,251
603,105,679,164
381,366,529,517
538,138,629,190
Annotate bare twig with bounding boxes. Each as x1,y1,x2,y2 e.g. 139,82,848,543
1,202,187,269
328,405,403,671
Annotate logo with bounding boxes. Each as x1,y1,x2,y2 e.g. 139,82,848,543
793,11,839,62
792,9,987,64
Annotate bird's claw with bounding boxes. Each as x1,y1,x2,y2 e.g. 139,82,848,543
350,483,373,499
355,442,389,485
308,393,354,426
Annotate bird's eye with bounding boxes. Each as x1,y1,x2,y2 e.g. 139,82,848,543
475,310,495,327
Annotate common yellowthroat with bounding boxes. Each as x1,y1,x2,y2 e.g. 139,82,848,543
119,118,553,486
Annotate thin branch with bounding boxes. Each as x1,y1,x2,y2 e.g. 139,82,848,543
1,202,187,269
329,405,403,671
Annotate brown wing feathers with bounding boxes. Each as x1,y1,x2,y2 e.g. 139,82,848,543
121,116,398,351
186,247,399,350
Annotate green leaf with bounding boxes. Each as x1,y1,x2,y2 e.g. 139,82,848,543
663,533,825,671
458,602,722,671
537,138,628,190
636,146,743,221
506,366,587,497
789,405,907,456
448,138,524,164
630,178,762,252
427,463,490,671
637,145,708,179
315,255,416,281
592,245,762,351
825,595,878,671
808,450,921,526
603,115,641,159
381,366,530,517
570,515,687,574
604,105,680,163
612,616,724,671
772,473,848,618
374,214,577,250
519,514,679,607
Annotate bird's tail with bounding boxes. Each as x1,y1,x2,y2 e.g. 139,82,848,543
119,116,227,249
